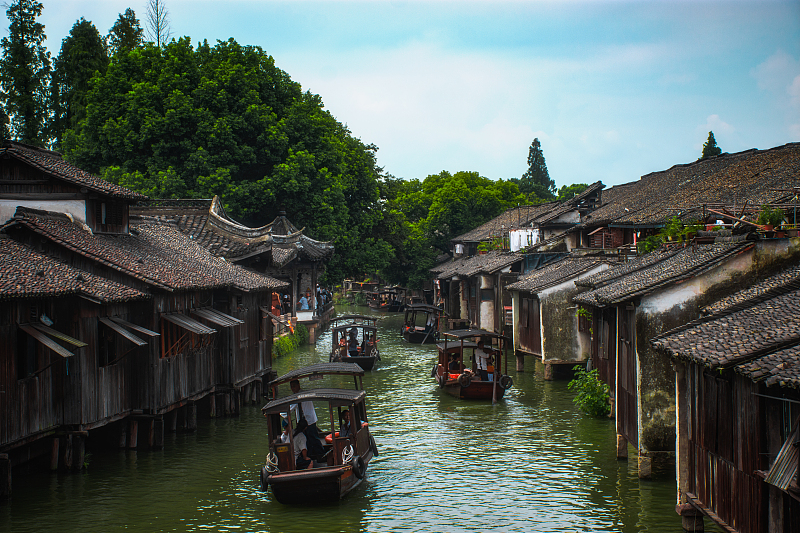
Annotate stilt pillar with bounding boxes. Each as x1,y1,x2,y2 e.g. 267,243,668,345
516,352,525,372
0,453,10,499
186,403,197,431
152,417,164,449
128,420,139,449
638,452,652,479
543,362,554,381
616,434,628,459
676,504,704,532
50,437,60,471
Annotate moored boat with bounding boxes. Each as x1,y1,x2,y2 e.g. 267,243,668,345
401,304,446,344
329,314,380,370
432,329,513,403
259,363,378,504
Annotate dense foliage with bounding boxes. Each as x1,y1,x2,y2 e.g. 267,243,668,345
568,365,611,418
0,0,50,144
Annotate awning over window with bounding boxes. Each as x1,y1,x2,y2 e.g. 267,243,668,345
19,323,86,358
192,307,244,328
765,422,799,491
99,317,147,346
108,317,160,338
161,313,216,335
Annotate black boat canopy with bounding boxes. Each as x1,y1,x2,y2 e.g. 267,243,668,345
262,388,366,414
269,362,365,388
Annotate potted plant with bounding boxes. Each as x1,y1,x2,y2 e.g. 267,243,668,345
757,205,785,232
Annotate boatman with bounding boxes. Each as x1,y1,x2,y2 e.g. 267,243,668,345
475,340,491,381
289,379,325,458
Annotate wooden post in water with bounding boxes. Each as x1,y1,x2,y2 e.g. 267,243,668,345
186,402,197,431
50,437,60,471
152,417,164,449
0,453,10,499
118,421,128,448
128,420,139,449
616,434,628,459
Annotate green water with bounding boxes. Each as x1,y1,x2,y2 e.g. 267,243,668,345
0,306,716,532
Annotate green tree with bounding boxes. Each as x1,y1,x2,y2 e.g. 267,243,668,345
700,131,722,160
0,0,51,145
107,8,144,56
50,18,109,148
518,138,555,201
556,183,588,202
63,37,391,285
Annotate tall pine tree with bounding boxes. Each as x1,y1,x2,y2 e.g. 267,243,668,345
50,18,109,148
700,131,722,160
107,8,144,56
519,138,555,201
0,0,51,145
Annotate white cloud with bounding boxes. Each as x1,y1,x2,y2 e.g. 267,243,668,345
752,49,800,94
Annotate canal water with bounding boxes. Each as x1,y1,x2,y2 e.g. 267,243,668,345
1,306,720,533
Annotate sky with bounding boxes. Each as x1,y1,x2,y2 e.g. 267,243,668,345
11,0,800,189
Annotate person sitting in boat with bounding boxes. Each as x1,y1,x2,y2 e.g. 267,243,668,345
348,328,359,357
338,332,348,358
289,379,325,458
474,340,491,381
361,332,377,355
340,409,364,438
280,418,313,470
448,353,461,372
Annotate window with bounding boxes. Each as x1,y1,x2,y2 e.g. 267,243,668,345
480,289,493,302
16,328,38,379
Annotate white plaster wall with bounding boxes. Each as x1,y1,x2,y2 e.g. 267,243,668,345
539,263,609,360
0,199,87,225
638,248,755,316
480,299,494,330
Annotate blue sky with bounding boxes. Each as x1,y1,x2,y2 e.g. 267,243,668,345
15,0,800,189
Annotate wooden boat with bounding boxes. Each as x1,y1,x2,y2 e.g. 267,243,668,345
402,304,446,344
260,363,378,504
386,287,408,312
367,289,395,311
329,314,380,370
432,329,513,403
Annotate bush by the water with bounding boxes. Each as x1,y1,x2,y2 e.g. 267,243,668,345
273,324,309,358
568,365,611,418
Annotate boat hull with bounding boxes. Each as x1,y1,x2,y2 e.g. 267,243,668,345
331,354,377,370
402,327,438,344
439,378,507,401
263,465,363,504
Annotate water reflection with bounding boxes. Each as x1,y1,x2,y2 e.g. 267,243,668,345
0,305,722,532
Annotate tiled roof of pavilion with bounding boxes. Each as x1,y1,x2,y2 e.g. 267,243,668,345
0,237,148,302
572,242,752,308
506,256,609,293
131,197,333,266
3,207,285,292
652,288,800,372
737,344,800,389
576,143,800,229
433,250,523,279
0,140,148,200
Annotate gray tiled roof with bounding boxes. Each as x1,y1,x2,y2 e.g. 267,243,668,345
433,250,522,279
506,256,609,293
0,237,148,302
701,263,800,317
737,344,800,389
576,143,800,229
572,242,752,307
5,207,286,292
651,289,800,369
1,140,148,200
